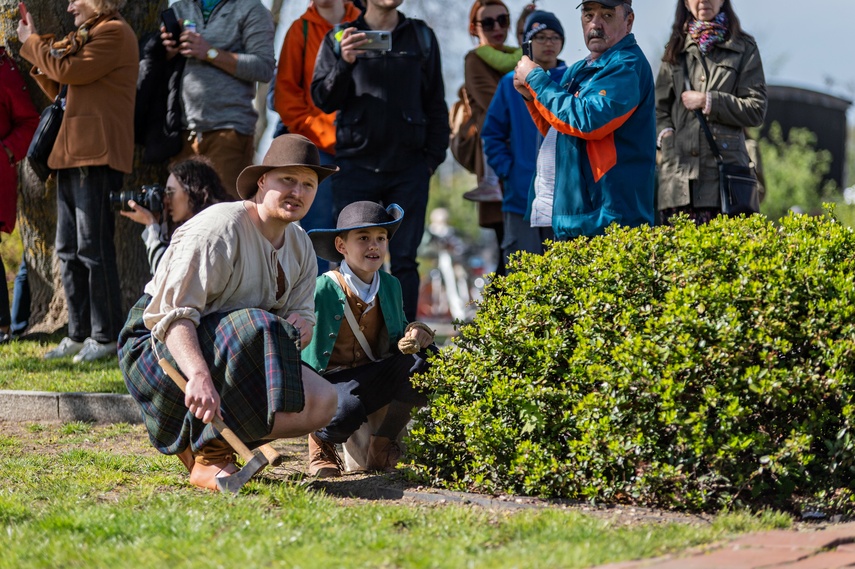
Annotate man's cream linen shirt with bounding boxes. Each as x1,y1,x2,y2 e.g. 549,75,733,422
143,201,318,342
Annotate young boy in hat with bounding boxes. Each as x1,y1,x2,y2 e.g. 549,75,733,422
302,201,436,477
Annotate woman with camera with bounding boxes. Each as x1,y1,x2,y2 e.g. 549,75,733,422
120,157,228,274
655,0,766,224
18,0,138,362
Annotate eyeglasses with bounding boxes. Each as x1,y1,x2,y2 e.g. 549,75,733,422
476,14,510,31
532,34,562,45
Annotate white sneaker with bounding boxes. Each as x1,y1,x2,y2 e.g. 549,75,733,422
72,338,118,363
44,337,85,360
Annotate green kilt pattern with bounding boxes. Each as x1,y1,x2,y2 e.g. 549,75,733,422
119,295,304,455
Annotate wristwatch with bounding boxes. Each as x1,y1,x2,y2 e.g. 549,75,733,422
206,47,219,61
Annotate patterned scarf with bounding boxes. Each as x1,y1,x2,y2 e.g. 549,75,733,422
49,12,115,59
688,12,729,55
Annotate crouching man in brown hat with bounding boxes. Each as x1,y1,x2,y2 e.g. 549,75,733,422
119,134,340,490
301,201,436,477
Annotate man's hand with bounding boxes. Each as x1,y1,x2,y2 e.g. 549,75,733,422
164,319,222,424
285,313,312,349
681,90,706,111
185,374,222,424
160,25,180,59
513,56,539,101
338,27,368,64
178,28,213,61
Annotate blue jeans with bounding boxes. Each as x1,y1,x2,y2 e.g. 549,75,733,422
11,261,29,334
0,254,8,330
56,166,124,343
330,158,431,322
298,150,336,274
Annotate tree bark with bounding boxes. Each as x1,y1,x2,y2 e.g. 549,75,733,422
1,0,168,333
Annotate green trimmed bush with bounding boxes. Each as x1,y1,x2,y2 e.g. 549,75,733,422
408,212,855,513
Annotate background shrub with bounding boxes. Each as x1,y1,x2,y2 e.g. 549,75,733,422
408,212,855,514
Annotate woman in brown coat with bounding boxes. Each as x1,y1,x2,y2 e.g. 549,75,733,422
18,0,138,362
463,0,521,277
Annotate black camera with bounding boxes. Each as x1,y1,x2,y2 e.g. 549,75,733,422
110,184,165,214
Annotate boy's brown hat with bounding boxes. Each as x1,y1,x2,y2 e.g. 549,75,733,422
308,201,404,263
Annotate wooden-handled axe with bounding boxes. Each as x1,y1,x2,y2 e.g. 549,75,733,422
158,358,279,494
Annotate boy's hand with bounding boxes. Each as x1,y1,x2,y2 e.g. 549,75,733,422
408,327,434,350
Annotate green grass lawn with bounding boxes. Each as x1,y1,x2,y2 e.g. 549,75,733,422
0,333,126,393
0,422,791,569
0,334,796,568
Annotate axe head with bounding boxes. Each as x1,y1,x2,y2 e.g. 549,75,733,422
216,453,269,495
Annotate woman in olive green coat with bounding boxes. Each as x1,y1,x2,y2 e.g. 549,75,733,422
655,0,766,224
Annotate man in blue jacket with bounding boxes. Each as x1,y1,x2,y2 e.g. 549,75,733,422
482,10,567,265
512,0,655,240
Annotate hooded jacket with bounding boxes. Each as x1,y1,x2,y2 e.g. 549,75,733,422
274,2,362,154
311,12,449,173
523,33,656,239
655,33,766,210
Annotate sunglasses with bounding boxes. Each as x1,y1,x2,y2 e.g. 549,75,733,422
476,14,510,31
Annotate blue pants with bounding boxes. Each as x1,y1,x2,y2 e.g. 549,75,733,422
330,159,431,322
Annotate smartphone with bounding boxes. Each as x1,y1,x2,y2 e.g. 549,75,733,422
361,30,392,51
160,8,182,40
18,2,28,23
522,40,533,60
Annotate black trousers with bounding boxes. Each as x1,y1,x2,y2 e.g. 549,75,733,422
316,350,431,444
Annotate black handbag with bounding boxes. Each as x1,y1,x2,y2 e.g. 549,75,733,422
26,85,67,182
682,58,759,217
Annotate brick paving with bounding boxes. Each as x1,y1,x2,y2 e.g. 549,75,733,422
592,522,855,569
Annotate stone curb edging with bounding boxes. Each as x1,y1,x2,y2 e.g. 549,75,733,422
0,390,142,424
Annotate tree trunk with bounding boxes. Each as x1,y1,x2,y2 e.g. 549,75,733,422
0,0,167,334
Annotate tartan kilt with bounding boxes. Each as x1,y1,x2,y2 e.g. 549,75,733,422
119,294,304,456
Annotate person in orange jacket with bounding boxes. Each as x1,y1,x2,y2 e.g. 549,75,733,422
274,0,361,273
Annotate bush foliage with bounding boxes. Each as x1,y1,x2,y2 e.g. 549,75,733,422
409,212,855,513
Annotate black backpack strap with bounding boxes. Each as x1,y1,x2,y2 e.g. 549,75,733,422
410,19,432,62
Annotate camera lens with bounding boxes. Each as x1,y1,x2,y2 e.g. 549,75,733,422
109,190,139,212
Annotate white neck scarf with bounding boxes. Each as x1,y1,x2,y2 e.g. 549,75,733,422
338,260,380,305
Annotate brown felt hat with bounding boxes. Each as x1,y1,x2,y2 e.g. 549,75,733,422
235,134,339,199
308,201,404,263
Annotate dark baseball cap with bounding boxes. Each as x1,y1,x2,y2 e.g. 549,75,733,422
576,0,632,8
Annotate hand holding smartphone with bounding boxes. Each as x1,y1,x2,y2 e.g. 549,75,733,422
160,8,182,40
522,40,533,60
360,30,392,52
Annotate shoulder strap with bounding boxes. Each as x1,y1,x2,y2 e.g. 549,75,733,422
323,271,379,362
683,55,723,165
410,19,432,62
